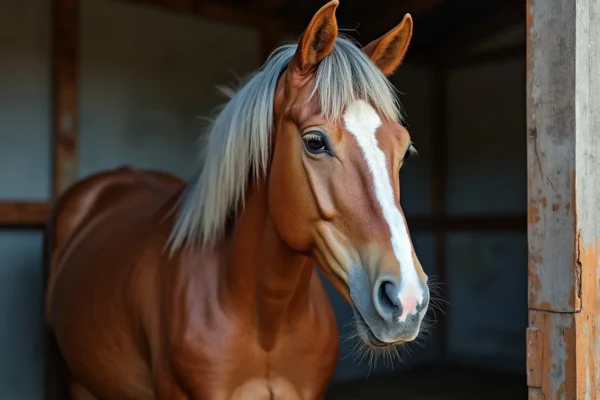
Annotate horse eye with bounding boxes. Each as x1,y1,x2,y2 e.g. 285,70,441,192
303,132,329,154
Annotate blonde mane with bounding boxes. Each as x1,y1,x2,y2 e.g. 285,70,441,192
168,36,404,251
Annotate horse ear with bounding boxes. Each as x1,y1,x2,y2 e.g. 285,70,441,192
291,0,339,73
363,13,413,76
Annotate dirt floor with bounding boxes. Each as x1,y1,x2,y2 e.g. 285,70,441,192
324,365,526,400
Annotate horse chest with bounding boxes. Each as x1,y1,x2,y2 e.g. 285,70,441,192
219,337,335,399
171,322,337,400
229,377,303,400
165,271,339,399
230,334,336,399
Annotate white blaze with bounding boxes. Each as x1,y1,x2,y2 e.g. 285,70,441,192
343,100,423,320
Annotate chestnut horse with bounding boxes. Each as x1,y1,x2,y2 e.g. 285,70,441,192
45,1,430,398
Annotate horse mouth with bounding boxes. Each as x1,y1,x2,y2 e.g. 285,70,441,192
352,306,403,348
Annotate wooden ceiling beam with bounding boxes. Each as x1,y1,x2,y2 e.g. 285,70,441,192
0,198,525,231
118,0,303,33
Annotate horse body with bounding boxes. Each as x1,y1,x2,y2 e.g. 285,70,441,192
46,2,432,398
47,167,338,399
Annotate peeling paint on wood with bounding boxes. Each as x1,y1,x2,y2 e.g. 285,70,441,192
575,238,600,399
528,387,544,400
527,0,578,313
528,311,577,399
527,0,600,398
526,327,543,388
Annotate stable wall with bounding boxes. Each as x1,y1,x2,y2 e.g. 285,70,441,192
0,0,426,396
0,0,264,398
348,23,528,378
77,0,261,179
438,28,527,374
373,39,526,375
445,56,527,373
0,1,52,399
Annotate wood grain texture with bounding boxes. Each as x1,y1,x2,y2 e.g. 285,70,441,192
52,0,79,197
526,326,543,388
574,1,600,395
527,0,578,313
527,0,600,398
527,311,577,398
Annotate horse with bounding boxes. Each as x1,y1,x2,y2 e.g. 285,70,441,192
44,1,430,398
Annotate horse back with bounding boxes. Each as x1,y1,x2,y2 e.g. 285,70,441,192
45,166,184,327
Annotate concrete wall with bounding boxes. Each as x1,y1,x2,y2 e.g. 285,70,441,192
0,0,52,200
0,0,526,397
78,0,261,179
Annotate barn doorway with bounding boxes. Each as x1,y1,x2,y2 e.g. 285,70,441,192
0,0,551,398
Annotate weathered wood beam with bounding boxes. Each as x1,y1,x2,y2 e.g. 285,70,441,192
0,198,524,231
0,202,52,228
52,0,80,197
526,0,600,398
118,0,303,33
48,2,78,397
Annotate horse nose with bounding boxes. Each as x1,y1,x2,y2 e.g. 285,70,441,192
373,276,427,323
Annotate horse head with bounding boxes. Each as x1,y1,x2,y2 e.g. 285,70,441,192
267,1,429,347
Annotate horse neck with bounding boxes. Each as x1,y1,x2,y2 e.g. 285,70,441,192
220,179,315,350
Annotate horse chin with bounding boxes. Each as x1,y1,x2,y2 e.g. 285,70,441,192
352,306,404,349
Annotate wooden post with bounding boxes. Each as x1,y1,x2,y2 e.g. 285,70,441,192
52,0,79,197
526,0,600,398
47,2,80,398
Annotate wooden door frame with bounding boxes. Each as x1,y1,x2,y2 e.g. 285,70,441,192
526,0,600,398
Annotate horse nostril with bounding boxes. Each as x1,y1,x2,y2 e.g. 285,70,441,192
384,282,402,308
375,279,402,321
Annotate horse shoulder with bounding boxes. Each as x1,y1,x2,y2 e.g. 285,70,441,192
147,244,231,394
